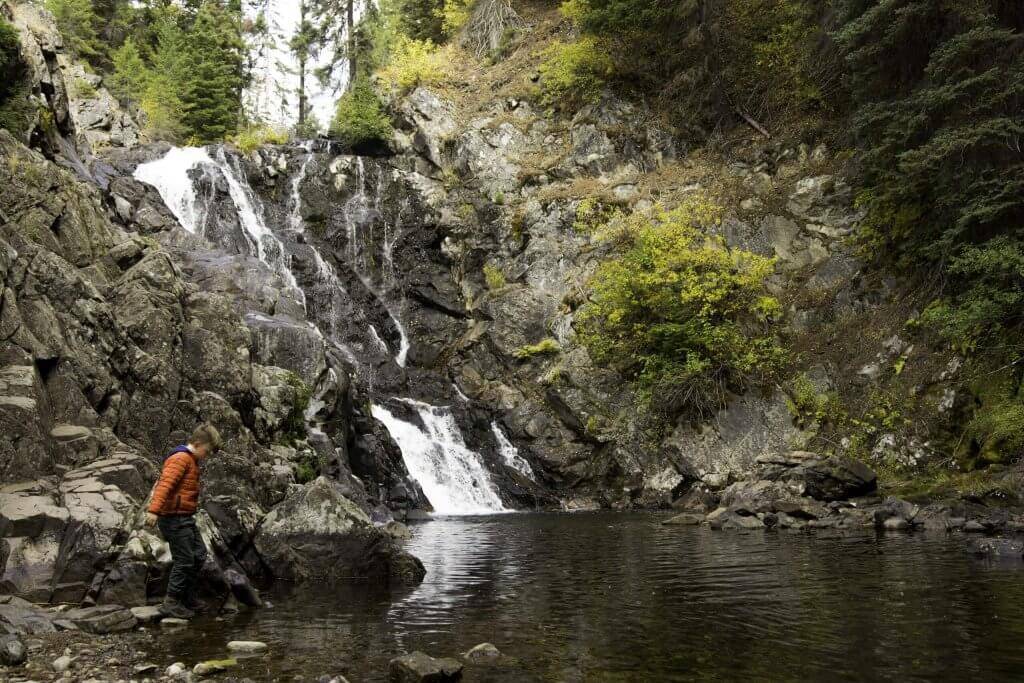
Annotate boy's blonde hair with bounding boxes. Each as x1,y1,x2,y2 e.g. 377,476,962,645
189,423,223,452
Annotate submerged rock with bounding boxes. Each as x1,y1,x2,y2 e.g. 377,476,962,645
464,643,501,660
969,538,1024,559
227,640,268,653
388,651,464,682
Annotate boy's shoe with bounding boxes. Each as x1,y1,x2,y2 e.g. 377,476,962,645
181,595,207,614
158,597,195,620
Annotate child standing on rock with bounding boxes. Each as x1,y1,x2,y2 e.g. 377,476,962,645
145,424,223,619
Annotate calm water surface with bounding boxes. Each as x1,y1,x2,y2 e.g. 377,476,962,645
153,512,1024,681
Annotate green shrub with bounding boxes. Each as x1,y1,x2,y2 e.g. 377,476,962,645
232,125,290,153
0,17,34,140
514,338,561,359
436,0,471,37
537,37,613,108
282,373,312,446
72,77,98,99
330,79,393,148
483,263,506,290
377,36,447,92
576,198,786,418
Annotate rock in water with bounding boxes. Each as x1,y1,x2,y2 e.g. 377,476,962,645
227,641,268,653
0,634,26,666
464,643,501,660
193,659,238,676
254,477,426,586
662,513,705,526
388,651,464,682
129,605,163,623
969,538,1024,559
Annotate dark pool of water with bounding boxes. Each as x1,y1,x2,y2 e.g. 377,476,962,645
151,512,1024,681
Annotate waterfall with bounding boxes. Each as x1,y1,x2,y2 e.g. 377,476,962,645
491,423,535,479
372,400,508,515
134,147,215,234
134,147,302,302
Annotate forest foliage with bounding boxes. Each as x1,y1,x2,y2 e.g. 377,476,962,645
43,0,247,143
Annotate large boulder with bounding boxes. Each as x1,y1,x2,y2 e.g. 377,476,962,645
254,477,425,585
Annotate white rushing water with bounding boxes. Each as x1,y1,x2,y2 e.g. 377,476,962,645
135,146,303,302
491,423,535,479
372,400,508,515
133,147,215,234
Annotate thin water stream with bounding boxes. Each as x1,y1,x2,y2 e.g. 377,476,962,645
149,513,1024,682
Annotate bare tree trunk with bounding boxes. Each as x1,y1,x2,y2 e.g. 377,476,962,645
298,1,308,126
346,0,356,90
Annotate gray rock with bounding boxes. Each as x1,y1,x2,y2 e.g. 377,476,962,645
193,659,238,676
52,654,73,672
227,641,268,653
464,643,501,661
62,605,136,634
129,605,163,624
0,634,26,666
388,651,464,682
662,513,705,526
254,477,425,586
969,538,1024,559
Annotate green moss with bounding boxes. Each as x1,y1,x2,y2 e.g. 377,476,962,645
281,372,312,446
483,263,507,290
784,372,844,429
513,338,561,360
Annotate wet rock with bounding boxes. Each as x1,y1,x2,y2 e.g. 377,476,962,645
160,617,190,628
388,651,464,682
194,659,238,676
0,634,26,666
882,517,910,531
227,641,268,653
464,643,501,661
62,606,136,634
128,606,163,624
662,513,705,526
968,538,1024,559
253,477,426,586
964,520,988,534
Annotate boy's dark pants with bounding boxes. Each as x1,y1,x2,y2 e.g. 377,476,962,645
157,515,207,601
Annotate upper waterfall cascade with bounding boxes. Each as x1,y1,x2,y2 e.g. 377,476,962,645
136,143,515,516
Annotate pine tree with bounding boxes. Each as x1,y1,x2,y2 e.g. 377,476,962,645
836,1,1024,346
180,1,246,142
44,0,101,59
108,37,149,108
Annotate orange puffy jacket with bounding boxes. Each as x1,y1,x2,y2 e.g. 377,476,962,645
148,449,201,516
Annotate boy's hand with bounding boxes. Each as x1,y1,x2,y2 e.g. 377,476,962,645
145,512,158,528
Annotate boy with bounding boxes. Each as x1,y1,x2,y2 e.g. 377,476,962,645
145,424,222,619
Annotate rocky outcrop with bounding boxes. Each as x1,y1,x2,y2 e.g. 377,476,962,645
254,477,425,585
0,127,427,606
4,1,141,159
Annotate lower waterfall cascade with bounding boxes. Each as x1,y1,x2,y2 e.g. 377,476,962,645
371,401,508,515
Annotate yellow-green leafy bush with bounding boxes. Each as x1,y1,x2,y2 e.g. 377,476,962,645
576,198,786,417
232,125,290,153
537,36,613,108
377,36,446,92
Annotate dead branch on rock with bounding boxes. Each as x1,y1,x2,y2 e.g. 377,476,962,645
460,0,524,59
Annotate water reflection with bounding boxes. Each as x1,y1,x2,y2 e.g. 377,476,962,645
151,513,1024,681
